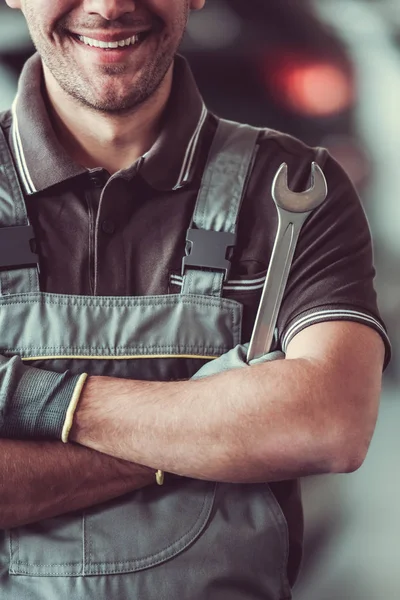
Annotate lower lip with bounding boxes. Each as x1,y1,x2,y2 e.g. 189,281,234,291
73,36,146,63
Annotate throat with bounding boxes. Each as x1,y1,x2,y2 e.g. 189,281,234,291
42,58,173,173
80,144,146,174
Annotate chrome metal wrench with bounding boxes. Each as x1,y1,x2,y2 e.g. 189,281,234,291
247,162,328,362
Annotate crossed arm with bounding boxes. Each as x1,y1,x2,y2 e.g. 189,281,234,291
1,320,384,529
0,440,155,529
70,321,384,482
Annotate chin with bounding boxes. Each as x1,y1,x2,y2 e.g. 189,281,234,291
84,95,141,114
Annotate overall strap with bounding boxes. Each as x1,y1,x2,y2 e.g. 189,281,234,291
0,124,39,294
181,118,261,297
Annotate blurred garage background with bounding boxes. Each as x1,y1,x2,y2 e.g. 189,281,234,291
0,1,398,598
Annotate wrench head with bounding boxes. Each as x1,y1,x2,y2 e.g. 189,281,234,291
272,162,328,213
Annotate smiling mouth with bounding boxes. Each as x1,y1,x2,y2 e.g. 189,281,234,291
72,31,150,50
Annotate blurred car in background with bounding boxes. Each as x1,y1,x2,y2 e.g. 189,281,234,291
182,0,370,189
0,0,369,188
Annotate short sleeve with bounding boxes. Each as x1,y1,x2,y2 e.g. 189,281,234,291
276,150,391,369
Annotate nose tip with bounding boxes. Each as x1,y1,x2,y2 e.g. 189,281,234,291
84,0,137,21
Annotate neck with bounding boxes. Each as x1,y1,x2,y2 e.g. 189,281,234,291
42,66,173,174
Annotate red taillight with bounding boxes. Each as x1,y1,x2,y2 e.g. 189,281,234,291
262,53,355,117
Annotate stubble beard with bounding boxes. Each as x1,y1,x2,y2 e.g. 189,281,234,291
38,41,175,115
24,4,188,115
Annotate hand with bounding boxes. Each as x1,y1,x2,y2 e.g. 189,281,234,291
191,344,285,380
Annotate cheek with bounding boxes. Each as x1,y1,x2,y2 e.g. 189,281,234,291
145,0,188,23
23,0,72,34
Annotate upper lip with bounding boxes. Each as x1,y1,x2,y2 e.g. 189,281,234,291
72,30,151,42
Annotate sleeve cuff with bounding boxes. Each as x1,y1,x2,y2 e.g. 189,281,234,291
0,356,87,440
281,307,392,369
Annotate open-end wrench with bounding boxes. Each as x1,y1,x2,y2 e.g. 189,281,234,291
247,162,328,362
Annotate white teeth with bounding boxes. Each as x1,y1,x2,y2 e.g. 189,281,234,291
77,34,139,49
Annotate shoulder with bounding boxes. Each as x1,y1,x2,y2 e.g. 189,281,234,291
240,120,366,258
214,116,343,197
237,122,357,219
258,127,352,190
212,117,361,262
257,127,319,160
255,126,336,193
214,116,322,164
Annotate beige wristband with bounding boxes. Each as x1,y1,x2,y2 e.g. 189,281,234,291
61,373,89,443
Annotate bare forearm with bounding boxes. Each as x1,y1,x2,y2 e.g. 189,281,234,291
71,361,322,482
0,440,155,529
71,354,376,483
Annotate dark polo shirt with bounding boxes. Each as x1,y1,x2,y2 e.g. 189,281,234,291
0,53,391,585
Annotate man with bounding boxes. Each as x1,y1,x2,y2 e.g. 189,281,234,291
0,1,390,599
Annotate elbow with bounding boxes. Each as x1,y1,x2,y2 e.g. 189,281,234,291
324,391,379,475
332,446,367,474
328,427,374,474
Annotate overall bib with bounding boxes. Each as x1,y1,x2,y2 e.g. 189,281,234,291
0,120,291,600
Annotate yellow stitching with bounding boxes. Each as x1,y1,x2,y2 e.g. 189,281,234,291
22,354,219,361
61,373,89,443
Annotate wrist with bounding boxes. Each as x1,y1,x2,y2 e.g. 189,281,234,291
61,373,88,442
68,375,96,444
69,376,165,485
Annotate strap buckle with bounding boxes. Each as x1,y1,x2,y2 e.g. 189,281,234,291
0,225,39,270
181,228,236,282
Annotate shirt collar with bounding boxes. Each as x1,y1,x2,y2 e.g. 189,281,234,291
12,53,208,195
139,56,208,191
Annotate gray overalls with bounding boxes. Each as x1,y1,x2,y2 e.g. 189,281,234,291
0,120,291,599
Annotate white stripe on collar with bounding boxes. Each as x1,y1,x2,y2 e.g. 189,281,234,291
11,96,37,195
173,103,208,190
10,95,206,195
